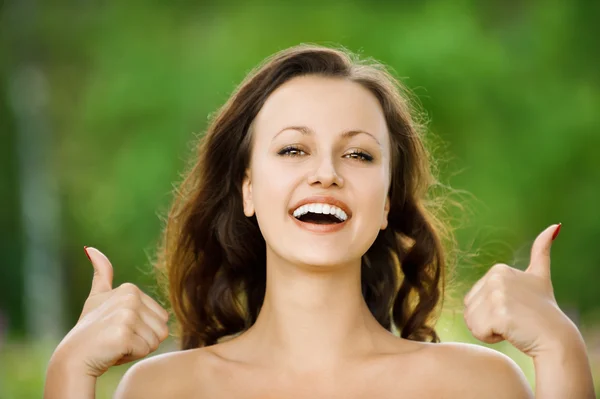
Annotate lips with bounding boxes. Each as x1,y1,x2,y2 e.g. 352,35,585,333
288,195,352,234
288,195,352,220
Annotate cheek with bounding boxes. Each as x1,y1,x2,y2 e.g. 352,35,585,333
366,194,387,222
253,162,296,214
354,175,388,224
251,163,298,245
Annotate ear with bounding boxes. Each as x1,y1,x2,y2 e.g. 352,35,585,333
381,195,390,230
242,168,255,217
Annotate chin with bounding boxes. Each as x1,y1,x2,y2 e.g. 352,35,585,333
287,251,360,270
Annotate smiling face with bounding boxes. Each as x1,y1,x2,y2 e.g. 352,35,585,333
242,75,392,268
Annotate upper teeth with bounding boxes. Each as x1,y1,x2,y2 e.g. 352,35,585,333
292,203,348,222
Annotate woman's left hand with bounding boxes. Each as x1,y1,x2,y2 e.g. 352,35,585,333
463,223,578,358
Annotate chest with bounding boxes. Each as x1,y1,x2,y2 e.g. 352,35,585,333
193,360,445,399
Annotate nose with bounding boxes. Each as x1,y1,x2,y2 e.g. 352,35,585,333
307,156,344,188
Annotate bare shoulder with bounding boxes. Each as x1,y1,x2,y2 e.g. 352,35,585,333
429,341,533,399
113,347,215,399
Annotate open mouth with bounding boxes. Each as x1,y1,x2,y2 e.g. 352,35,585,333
295,213,343,225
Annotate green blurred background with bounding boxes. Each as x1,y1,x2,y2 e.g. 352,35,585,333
1,1,599,397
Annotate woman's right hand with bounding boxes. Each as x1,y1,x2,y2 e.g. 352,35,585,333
50,247,170,378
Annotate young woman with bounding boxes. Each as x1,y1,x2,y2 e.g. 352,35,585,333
45,44,595,398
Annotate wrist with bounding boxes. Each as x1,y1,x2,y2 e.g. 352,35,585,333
45,352,97,399
535,314,584,358
49,344,84,373
47,347,98,383
531,321,595,399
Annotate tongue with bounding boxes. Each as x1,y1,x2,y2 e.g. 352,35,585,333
299,213,340,224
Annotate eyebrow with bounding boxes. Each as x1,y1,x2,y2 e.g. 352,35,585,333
272,125,382,147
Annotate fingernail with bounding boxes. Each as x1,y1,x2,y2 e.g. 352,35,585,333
551,223,562,241
83,246,92,262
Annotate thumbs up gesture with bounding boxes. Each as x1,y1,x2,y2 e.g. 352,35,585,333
463,224,576,358
51,247,170,378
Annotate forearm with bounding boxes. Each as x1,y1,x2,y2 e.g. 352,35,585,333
44,354,96,399
533,323,595,399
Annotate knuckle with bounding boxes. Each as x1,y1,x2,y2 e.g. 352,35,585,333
494,304,509,319
463,313,471,329
150,335,160,351
463,304,472,318
119,282,139,295
493,263,512,275
113,325,133,342
121,293,141,308
159,325,170,341
117,308,138,325
490,289,505,305
488,273,505,287
463,307,477,326
463,294,472,307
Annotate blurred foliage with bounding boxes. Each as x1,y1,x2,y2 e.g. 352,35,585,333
1,0,599,397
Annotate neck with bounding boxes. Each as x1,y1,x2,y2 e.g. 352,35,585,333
240,250,389,372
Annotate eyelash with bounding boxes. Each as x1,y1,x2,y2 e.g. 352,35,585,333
277,145,374,162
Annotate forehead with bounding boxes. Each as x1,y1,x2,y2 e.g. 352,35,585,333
252,75,389,142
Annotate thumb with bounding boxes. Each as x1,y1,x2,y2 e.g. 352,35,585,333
84,246,114,295
525,223,561,279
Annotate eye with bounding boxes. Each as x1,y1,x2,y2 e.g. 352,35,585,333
344,150,374,162
278,145,306,157
277,146,374,162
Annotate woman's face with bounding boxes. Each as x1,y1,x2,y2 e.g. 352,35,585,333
243,75,391,268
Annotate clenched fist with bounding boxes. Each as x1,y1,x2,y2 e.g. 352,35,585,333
50,247,170,378
463,224,577,357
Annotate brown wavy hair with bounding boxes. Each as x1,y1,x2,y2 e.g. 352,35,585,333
154,43,459,350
